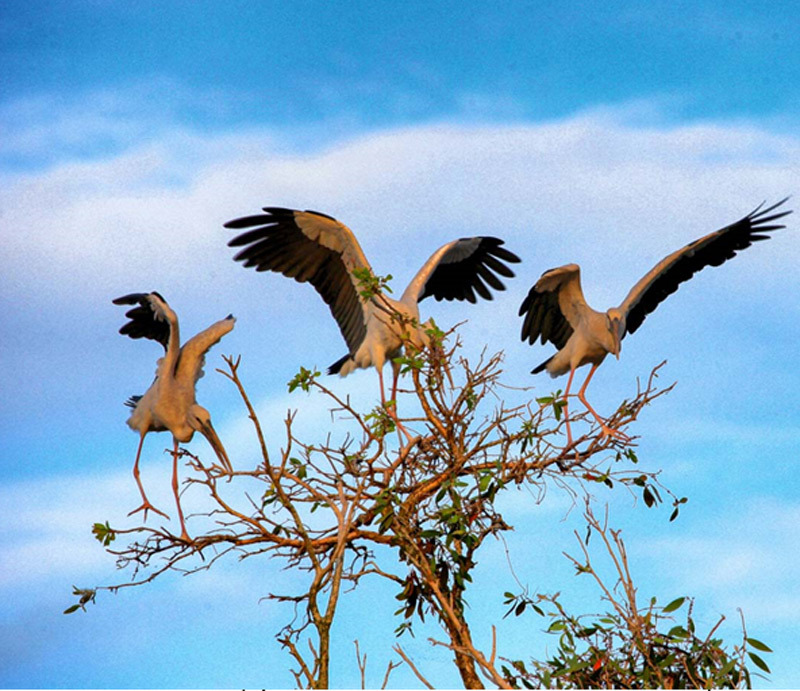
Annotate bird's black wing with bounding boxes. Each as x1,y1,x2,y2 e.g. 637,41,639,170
620,198,792,336
112,292,171,350
226,208,369,355
413,237,521,303
519,264,582,349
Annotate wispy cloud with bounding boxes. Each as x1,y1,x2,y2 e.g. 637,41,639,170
3,103,797,315
0,461,297,598
0,471,133,589
0,77,255,168
638,497,800,622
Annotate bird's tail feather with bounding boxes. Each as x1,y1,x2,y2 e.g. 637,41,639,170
328,354,353,375
531,357,552,375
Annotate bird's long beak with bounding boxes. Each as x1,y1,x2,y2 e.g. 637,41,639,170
199,419,233,475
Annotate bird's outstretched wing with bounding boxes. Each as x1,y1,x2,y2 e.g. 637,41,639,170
112,292,172,350
176,315,236,385
618,198,792,336
519,264,587,349
404,237,521,304
226,208,371,355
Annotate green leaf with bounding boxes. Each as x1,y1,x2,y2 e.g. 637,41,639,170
667,625,689,639
747,637,773,653
748,652,771,673
563,660,590,674
352,267,393,298
63,604,80,615
287,366,320,393
662,596,686,613
378,512,394,533
91,521,116,546
643,487,655,508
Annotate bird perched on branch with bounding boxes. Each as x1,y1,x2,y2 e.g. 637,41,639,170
225,207,521,406
519,198,792,446
113,292,235,541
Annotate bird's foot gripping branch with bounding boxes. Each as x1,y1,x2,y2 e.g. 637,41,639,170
67,326,770,689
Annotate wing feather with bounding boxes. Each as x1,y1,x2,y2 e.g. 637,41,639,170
226,208,370,354
518,265,586,349
112,292,172,350
404,236,521,304
175,316,236,385
619,198,792,336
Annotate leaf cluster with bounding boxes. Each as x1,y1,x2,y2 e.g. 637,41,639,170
502,593,771,689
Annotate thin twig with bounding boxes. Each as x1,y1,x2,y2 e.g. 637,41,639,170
393,645,434,689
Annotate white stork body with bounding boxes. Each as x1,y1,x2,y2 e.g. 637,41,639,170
520,198,792,445
335,297,422,375
226,207,521,405
113,292,235,540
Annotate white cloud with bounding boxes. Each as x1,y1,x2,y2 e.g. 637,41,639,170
638,497,800,622
0,471,131,587
0,460,298,596
0,77,252,162
3,105,798,316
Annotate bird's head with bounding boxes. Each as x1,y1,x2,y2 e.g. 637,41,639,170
605,308,626,359
190,405,233,475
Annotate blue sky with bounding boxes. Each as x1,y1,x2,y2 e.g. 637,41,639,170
1,1,799,688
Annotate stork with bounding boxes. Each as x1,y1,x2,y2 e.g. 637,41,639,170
519,198,791,446
225,207,521,410
113,292,235,540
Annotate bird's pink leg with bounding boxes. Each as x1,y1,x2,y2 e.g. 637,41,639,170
562,366,576,448
128,433,170,521
377,365,387,407
577,364,630,441
389,361,401,405
171,440,191,542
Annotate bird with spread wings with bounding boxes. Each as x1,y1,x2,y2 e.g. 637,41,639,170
113,292,235,541
226,207,521,411
519,198,792,446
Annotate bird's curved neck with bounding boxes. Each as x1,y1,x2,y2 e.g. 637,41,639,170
161,320,181,373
